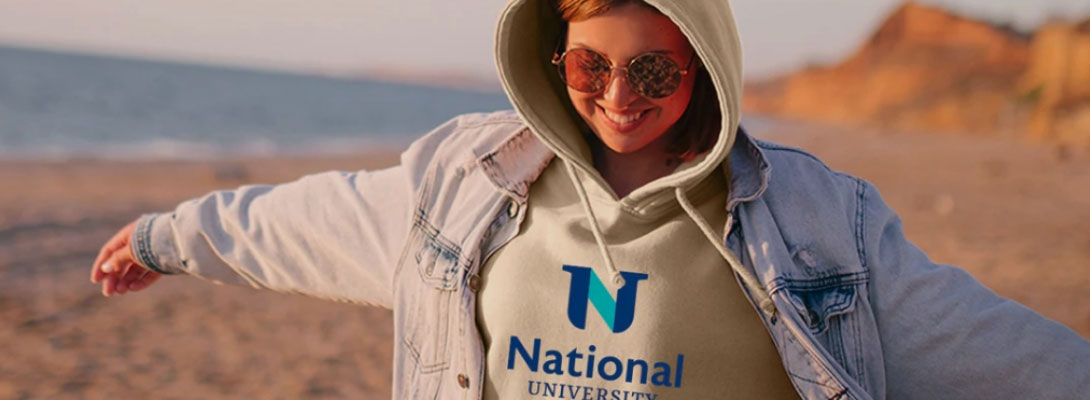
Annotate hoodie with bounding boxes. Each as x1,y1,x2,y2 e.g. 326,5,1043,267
476,0,796,397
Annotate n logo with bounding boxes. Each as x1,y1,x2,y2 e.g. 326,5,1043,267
562,265,649,333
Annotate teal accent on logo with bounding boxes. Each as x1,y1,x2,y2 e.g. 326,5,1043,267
587,271,616,329
562,265,649,333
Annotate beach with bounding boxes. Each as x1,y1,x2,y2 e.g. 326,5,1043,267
1,152,402,399
2,125,1089,398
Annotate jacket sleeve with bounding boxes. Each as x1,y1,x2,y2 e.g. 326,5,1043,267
130,165,412,309
861,180,1090,398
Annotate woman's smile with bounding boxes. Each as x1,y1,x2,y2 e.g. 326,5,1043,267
565,2,697,155
596,104,653,133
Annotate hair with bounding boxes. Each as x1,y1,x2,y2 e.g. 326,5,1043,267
554,0,722,162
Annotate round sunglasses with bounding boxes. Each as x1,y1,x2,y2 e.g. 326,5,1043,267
551,47,696,99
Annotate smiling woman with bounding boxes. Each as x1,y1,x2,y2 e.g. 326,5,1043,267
87,0,1090,398
557,0,722,197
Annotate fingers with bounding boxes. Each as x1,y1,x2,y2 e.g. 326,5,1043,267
98,240,138,297
91,244,112,283
128,270,162,292
101,274,119,297
91,221,137,284
115,263,147,294
91,219,165,297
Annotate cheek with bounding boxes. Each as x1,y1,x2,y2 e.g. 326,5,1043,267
655,88,694,122
567,90,596,118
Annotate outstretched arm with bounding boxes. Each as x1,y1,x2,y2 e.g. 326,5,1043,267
862,180,1090,398
91,165,412,308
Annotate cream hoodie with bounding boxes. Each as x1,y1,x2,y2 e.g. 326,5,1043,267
476,0,795,398
493,0,770,306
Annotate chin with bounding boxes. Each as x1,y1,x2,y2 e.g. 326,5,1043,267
597,135,653,154
589,119,671,155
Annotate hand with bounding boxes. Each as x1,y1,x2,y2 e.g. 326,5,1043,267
90,220,162,296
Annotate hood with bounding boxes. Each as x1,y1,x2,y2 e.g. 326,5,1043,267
492,0,773,315
494,0,744,213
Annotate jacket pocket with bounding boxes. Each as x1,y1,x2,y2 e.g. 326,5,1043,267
779,271,870,388
413,219,463,290
402,219,464,374
783,275,861,334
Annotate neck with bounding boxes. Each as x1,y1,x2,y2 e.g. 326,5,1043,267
591,136,681,199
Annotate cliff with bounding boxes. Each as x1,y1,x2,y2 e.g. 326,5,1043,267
743,2,1090,148
1020,17,1090,145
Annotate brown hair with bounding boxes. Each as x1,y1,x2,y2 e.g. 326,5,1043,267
555,0,721,161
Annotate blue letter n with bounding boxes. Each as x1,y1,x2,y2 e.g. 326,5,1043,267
562,265,648,333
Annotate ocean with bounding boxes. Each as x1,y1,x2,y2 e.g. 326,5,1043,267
0,45,513,160
0,45,778,160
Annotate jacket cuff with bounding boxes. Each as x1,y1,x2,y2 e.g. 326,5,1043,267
131,213,185,275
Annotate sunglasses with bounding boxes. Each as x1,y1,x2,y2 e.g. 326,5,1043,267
551,47,696,99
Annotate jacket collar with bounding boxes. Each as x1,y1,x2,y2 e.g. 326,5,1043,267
478,125,771,208
477,127,555,201
726,126,772,211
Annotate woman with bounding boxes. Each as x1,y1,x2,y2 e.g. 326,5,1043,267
90,0,1090,398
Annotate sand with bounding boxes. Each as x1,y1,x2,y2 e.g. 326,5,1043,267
1,153,401,399
1,125,1088,399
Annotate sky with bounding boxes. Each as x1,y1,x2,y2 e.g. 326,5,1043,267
1,0,1088,85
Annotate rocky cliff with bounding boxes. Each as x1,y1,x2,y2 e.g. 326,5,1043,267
1021,18,1090,145
743,1,1090,148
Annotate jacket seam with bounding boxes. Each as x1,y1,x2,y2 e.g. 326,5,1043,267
769,272,869,293
853,177,867,270
393,160,440,289
851,178,870,396
853,303,866,393
753,139,836,173
456,115,524,130
459,119,523,129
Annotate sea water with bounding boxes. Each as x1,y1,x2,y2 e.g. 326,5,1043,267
0,45,779,160
0,45,513,160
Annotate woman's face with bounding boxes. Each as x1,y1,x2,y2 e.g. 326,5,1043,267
564,3,697,155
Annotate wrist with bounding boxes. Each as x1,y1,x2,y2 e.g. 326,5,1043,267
131,213,184,275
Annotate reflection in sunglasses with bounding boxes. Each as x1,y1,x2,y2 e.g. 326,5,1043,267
553,48,694,99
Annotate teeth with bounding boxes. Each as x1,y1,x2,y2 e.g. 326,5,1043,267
604,109,645,125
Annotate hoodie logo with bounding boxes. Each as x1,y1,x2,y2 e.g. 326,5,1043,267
562,265,649,333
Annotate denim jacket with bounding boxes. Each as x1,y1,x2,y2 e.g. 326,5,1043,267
134,110,1090,399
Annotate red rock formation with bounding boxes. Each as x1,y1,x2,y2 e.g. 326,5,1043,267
744,1,1090,148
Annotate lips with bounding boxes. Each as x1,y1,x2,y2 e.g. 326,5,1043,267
604,109,647,124
597,105,652,133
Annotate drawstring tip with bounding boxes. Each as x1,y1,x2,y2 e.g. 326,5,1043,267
612,273,625,286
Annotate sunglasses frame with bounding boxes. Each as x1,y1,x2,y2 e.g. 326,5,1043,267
550,42,697,99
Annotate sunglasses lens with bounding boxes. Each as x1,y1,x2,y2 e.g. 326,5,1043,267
556,49,686,98
558,49,610,93
628,53,683,99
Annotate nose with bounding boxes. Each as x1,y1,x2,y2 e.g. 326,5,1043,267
602,68,638,107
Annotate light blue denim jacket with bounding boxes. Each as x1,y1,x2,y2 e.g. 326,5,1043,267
133,111,1090,399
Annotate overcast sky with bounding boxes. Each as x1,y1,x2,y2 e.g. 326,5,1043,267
1,0,1088,84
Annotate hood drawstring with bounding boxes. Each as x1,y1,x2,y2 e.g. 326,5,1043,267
562,157,776,317
674,187,776,316
563,160,627,287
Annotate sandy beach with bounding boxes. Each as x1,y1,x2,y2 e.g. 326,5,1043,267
2,124,1089,399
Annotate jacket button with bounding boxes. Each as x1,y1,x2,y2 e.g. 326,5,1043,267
507,200,520,218
468,274,482,292
457,373,470,388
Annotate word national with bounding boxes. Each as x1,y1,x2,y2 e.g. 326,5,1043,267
507,336,685,388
